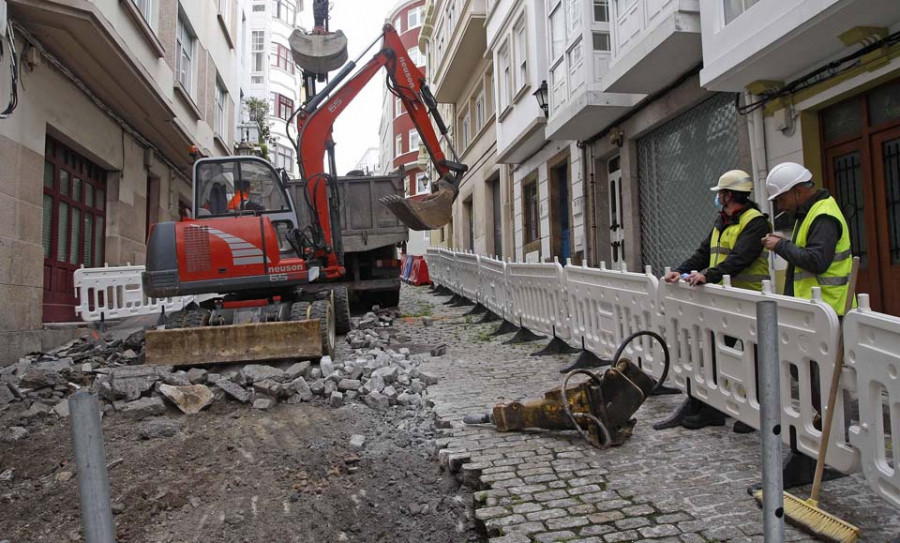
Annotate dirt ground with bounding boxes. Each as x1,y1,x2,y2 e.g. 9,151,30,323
0,397,477,543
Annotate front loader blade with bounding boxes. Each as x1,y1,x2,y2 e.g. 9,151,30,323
380,181,457,231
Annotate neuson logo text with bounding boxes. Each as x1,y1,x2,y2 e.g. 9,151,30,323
268,264,305,273
399,57,415,90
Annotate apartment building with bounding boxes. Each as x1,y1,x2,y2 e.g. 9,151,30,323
239,0,304,176
700,0,900,315
420,0,511,257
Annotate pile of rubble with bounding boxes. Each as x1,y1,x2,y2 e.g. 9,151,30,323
0,312,445,435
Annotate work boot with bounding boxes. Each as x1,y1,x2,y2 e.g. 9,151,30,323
733,420,754,434
653,396,702,430
680,405,726,429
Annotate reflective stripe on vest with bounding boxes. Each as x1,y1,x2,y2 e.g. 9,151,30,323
792,196,854,315
708,207,770,291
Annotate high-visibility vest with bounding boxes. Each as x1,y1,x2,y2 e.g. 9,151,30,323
709,207,770,291
792,196,854,315
227,191,250,210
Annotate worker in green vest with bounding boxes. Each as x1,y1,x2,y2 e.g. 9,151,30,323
762,162,854,315
656,170,772,433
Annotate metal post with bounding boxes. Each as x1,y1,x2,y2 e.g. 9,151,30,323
757,301,785,543
69,391,117,543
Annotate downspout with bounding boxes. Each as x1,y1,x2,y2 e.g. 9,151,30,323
746,91,773,282
579,141,594,266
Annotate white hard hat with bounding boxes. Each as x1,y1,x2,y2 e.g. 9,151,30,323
709,170,753,192
766,162,812,201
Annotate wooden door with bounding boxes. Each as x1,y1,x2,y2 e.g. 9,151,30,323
871,127,900,315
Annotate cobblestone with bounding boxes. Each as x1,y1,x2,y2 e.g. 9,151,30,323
397,285,900,543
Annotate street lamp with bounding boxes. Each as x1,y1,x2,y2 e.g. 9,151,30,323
236,139,253,156
533,80,549,117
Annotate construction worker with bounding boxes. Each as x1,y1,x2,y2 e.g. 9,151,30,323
762,161,854,315
656,170,771,433
227,179,252,211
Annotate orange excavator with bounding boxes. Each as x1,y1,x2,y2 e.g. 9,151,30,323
141,17,465,365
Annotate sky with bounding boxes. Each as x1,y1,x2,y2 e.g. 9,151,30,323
299,0,399,175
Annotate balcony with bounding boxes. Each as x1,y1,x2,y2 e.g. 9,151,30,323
602,0,701,95
8,0,195,172
700,0,900,91
545,91,644,141
431,0,488,103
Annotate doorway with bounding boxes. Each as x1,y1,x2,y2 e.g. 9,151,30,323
821,79,900,315
608,156,624,264
550,159,572,263
491,177,502,257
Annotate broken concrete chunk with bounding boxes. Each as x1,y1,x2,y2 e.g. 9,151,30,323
364,374,385,394
326,370,344,383
19,402,53,419
363,391,389,410
138,417,181,439
337,379,361,392
52,400,70,418
215,380,252,404
309,379,326,396
324,380,338,396
320,356,334,377
119,396,166,420
252,398,274,410
18,369,63,390
382,385,398,404
371,365,398,384
186,368,208,385
163,371,192,387
0,426,29,442
283,361,310,380
32,358,74,373
349,434,366,451
286,377,313,401
430,344,449,357
410,379,425,395
240,365,285,384
0,384,15,405
330,391,344,408
418,372,439,386
158,384,214,415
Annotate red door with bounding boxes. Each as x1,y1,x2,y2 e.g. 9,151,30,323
42,138,107,322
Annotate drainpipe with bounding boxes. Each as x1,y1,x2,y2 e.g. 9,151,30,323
579,141,594,266
746,91,774,281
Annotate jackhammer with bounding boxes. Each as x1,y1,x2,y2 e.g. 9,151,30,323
464,331,671,449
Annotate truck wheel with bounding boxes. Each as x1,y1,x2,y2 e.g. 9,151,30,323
182,309,211,328
290,301,311,321
309,300,336,358
333,286,351,335
165,311,186,330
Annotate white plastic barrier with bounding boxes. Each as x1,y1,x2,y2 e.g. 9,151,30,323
74,265,195,322
659,280,858,474
506,259,570,340
455,251,481,303
846,295,900,507
566,262,666,380
424,248,440,285
479,256,510,321
436,248,454,290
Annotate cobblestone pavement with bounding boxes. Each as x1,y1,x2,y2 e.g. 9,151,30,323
395,285,900,543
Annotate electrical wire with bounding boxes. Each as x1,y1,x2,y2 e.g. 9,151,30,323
0,19,20,119
737,30,900,115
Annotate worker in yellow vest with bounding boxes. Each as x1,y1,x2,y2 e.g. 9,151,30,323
657,170,772,433
762,162,854,316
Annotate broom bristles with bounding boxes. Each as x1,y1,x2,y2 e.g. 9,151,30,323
752,489,860,543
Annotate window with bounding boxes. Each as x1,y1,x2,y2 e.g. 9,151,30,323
550,4,565,60
395,96,403,118
272,0,296,23
408,7,422,29
593,0,609,22
395,16,402,32
409,130,420,153
523,180,540,244
215,80,227,137
416,173,429,195
723,0,760,25
271,93,294,120
395,134,404,156
407,47,423,66
566,0,581,34
253,3,266,11
252,31,265,72
274,145,294,171
460,110,470,149
176,10,196,94
272,44,295,73
446,2,457,37
132,0,153,26
218,0,229,21
498,42,510,111
251,75,264,85
514,17,527,93
475,91,485,132
592,32,611,51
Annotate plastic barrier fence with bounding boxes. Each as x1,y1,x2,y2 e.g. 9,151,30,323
478,256,510,321
846,295,900,508
506,259,570,340
409,257,431,286
74,265,195,323
438,249,457,293
401,255,414,282
658,279,858,474
566,262,666,380
455,251,481,303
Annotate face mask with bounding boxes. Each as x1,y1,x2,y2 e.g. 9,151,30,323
714,193,724,212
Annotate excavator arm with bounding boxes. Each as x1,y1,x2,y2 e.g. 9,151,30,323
293,24,467,276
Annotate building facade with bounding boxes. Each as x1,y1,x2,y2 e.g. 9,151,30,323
240,0,304,176
0,0,250,364
376,0,430,255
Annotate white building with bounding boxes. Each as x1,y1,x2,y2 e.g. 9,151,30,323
353,147,381,175
241,0,304,176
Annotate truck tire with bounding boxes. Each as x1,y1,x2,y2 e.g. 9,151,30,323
182,309,211,328
309,300,336,358
164,310,186,329
290,301,311,321
333,286,351,335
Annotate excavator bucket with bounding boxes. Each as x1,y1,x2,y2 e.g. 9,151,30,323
380,179,458,231
290,30,349,74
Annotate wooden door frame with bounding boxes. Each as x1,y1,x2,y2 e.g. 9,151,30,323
870,126,900,316
547,150,572,261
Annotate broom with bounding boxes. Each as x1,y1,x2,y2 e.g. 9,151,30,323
753,256,861,543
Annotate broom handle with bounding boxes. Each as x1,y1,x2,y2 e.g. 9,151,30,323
809,256,860,503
